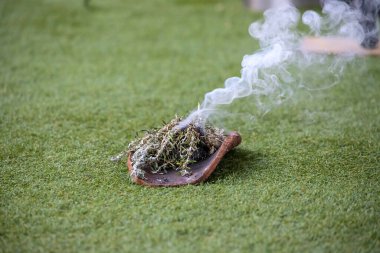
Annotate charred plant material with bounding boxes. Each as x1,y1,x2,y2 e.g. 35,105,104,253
127,116,225,178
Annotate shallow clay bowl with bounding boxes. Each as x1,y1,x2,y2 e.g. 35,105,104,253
127,131,242,187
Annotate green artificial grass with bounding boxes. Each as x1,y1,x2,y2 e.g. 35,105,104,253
1,0,379,252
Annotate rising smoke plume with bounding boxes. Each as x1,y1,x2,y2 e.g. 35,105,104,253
179,0,379,129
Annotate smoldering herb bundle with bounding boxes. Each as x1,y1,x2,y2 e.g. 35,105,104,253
127,116,225,178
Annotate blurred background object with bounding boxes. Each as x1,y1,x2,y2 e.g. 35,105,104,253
245,0,379,49
245,0,320,11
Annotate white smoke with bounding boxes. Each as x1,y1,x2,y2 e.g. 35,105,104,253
302,10,321,35
179,0,375,129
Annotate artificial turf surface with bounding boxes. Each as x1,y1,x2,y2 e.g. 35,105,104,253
1,0,379,252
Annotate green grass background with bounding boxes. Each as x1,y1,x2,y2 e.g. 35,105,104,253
1,0,379,252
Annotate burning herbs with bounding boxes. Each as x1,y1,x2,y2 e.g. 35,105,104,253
127,116,225,179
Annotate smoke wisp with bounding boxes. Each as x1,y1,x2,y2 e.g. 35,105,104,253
179,0,378,129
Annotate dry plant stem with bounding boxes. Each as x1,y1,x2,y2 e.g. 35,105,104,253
127,116,225,178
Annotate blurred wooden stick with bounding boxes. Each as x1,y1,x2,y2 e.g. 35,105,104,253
300,37,380,56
